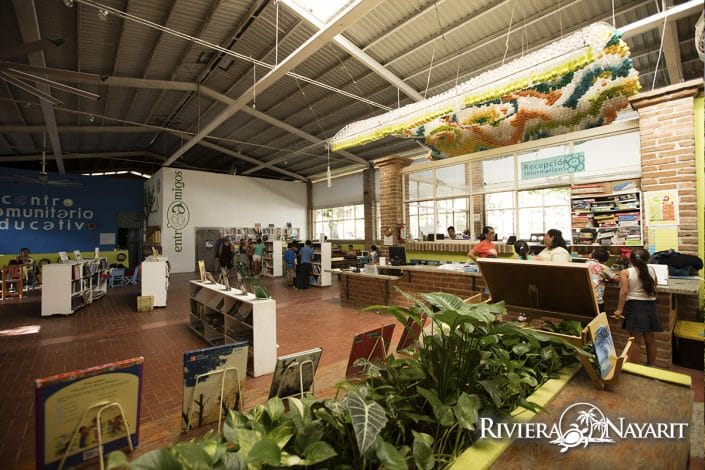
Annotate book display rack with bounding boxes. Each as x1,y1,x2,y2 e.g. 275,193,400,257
188,280,276,377
310,242,331,287
261,240,284,277
41,258,109,316
571,180,642,246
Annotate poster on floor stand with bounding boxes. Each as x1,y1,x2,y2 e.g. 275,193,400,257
182,342,249,432
345,324,395,378
268,348,323,399
34,357,144,470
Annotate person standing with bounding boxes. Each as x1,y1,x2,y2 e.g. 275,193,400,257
253,239,265,276
586,247,618,313
467,226,498,261
238,239,249,275
297,240,314,290
612,248,660,365
533,229,572,263
284,243,297,289
217,238,235,269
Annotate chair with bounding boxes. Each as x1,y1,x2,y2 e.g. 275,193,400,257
109,268,126,288
124,265,140,286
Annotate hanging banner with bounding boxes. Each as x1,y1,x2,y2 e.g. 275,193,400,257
520,152,585,180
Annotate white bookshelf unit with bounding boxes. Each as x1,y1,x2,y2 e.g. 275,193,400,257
141,257,170,307
310,242,331,287
262,240,284,277
41,258,109,316
188,280,277,377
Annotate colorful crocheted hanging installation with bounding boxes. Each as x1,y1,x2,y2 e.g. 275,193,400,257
330,23,640,160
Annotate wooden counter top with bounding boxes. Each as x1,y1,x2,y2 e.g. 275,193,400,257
326,268,401,281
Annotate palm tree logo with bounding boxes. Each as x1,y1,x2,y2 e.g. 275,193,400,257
550,402,614,453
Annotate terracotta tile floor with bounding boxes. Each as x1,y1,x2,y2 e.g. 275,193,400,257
0,274,701,469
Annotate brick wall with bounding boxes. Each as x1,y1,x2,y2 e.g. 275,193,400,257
363,168,377,247
630,80,702,255
338,271,486,309
375,156,412,256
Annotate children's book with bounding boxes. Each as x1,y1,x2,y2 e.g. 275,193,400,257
181,342,248,431
35,357,144,470
586,313,616,379
268,348,323,399
345,324,395,378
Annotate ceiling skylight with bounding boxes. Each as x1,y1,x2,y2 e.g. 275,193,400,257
282,0,355,25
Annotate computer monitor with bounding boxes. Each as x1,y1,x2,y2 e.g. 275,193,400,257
388,246,407,266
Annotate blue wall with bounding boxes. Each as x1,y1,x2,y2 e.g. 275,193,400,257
0,167,143,253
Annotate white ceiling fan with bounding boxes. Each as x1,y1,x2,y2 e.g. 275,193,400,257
0,133,85,189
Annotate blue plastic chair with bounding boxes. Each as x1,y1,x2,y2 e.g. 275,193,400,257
124,265,140,286
109,268,126,287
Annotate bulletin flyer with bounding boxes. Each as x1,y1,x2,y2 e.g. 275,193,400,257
35,357,143,469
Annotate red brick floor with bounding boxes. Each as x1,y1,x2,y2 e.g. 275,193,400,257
0,274,702,468
0,274,400,468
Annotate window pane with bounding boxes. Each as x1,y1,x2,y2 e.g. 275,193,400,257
518,207,544,239
355,219,364,239
485,192,514,210
545,206,572,243
481,155,515,192
544,187,570,205
573,132,640,182
333,207,345,219
436,163,469,197
486,209,514,238
518,189,544,207
408,170,433,200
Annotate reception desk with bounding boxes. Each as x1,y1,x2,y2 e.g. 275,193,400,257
332,264,700,368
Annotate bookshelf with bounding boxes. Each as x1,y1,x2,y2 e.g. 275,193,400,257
310,242,332,287
262,240,284,277
188,280,276,377
571,181,642,246
41,258,109,316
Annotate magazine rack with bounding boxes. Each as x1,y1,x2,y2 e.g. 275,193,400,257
274,359,317,398
59,400,134,470
185,366,243,433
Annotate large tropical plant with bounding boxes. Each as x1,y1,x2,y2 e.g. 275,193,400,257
109,292,583,469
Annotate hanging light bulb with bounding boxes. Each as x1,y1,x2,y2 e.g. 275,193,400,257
89,114,95,123
63,0,74,7
98,8,109,21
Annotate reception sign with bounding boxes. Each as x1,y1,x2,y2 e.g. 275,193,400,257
520,152,585,180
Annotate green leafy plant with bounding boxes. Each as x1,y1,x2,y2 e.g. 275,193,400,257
109,291,583,469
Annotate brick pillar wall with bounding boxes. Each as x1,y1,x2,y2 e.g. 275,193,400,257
470,160,484,238
629,80,702,254
375,156,412,254
306,181,313,241
363,168,377,248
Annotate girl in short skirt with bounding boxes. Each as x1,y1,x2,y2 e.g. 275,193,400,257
612,248,660,365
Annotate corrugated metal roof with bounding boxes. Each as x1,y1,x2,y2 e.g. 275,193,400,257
0,0,701,179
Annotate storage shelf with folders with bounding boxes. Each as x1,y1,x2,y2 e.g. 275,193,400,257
41,258,109,316
188,280,276,376
309,242,332,287
571,185,642,246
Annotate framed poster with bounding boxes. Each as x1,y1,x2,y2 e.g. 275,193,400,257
585,313,616,379
182,342,248,432
345,324,395,378
268,348,323,399
35,357,143,470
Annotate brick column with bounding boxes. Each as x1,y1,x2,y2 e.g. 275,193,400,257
363,168,377,247
306,181,313,241
375,156,412,250
629,79,703,254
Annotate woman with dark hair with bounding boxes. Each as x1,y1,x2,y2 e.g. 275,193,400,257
467,226,497,261
534,229,571,263
613,248,660,365
513,240,530,260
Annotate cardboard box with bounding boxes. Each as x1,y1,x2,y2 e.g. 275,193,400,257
137,295,154,312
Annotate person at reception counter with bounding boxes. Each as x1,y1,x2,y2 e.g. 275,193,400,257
467,226,497,261
533,229,571,263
